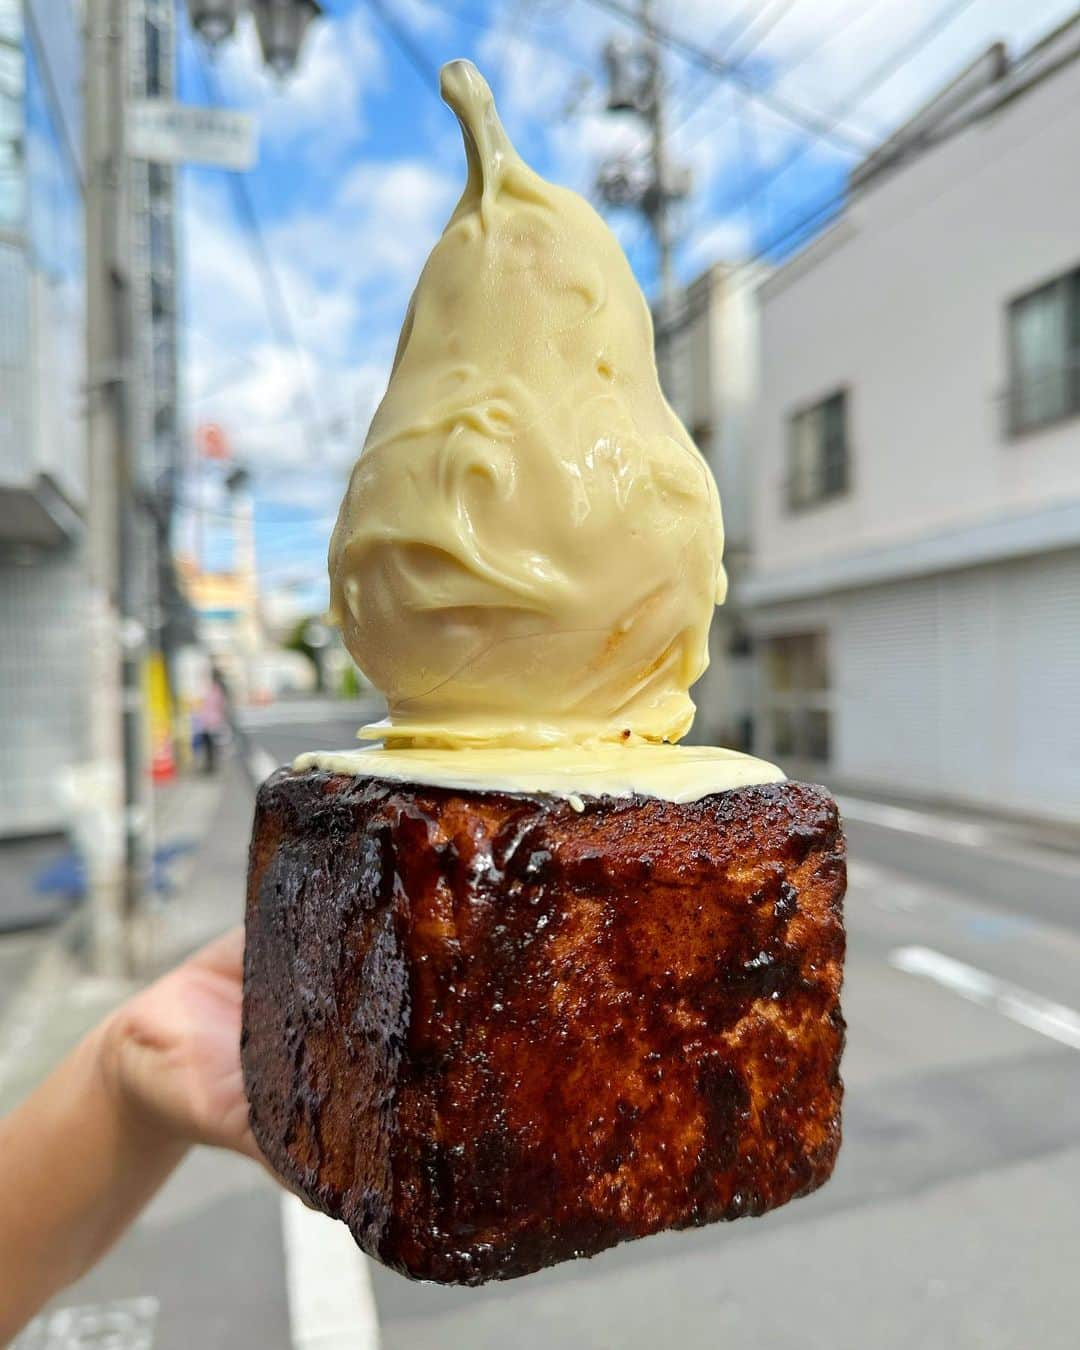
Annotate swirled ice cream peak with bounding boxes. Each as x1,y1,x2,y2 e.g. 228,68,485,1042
329,60,727,750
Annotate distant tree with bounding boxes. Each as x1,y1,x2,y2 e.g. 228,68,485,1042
284,615,329,690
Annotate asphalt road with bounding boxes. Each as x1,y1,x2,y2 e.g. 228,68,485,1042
9,703,1080,1349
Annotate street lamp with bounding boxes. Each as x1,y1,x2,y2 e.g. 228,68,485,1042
603,37,657,115
186,0,323,78
251,0,323,79
187,0,244,46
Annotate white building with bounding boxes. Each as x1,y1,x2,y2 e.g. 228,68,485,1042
742,21,1080,824
0,0,87,836
658,261,765,749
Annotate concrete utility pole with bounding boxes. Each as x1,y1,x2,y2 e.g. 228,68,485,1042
597,0,690,375
85,0,149,975
641,0,676,316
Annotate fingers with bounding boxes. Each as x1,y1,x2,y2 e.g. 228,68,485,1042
189,926,246,982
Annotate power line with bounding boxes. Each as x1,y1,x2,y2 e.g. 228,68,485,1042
192,51,329,462
363,0,443,90
678,0,986,265
707,0,779,62
410,0,597,77
662,0,804,240
725,0,802,69
667,0,890,141
736,0,982,212
580,0,875,154
723,56,1020,295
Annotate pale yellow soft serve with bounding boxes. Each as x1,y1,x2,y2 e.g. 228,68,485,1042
307,60,783,803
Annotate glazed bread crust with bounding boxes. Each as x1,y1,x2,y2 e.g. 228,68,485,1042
242,771,846,1284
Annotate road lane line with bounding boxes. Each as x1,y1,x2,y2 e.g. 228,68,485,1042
889,945,1080,1051
282,1192,381,1349
837,796,993,848
250,747,280,784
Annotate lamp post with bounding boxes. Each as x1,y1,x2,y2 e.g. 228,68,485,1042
186,0,243,45
186,0,323,78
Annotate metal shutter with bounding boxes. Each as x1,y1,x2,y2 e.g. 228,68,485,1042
834,578,942,794
1001,551,1080,815
0,549,89,835
833,552,1080,820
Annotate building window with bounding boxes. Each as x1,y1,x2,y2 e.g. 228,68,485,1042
787,390,849,510
1008,268,1080,434
762,631,831,764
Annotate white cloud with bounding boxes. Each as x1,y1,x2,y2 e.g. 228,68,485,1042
178,0,1079,601
473,0,1078,282
178,149,457,579
684,215,752,271
656,0,1080,143
216,7,384,156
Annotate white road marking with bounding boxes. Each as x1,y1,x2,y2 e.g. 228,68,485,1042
15,1297,159,1349
282,1192,381,1350
837,796,993,848
890,945,1080,1051
249,747,281,784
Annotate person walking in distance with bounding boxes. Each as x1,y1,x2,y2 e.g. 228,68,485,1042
194,667,228,774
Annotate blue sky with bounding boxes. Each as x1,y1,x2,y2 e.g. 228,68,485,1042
174,0,1078,621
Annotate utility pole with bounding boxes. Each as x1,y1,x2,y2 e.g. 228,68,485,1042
597,0,690,383
641,0,675,316
85,0,149,975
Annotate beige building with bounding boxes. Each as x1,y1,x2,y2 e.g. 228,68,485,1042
743,22,1080,822
177,559,260,694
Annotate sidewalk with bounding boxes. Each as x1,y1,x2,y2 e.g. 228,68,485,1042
0,763,240,1117
2,758,293,1350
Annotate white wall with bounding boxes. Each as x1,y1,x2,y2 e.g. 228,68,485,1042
832,552,1080,820
753,48,1080,580
749,549,1080,821
660,264,763,745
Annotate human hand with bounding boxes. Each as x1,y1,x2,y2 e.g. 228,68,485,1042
101,927,263,1163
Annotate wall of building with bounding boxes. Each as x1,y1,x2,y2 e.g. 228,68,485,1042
752,45,1080,583
26,0,84,508
0,547,87,835
751,549,1080,822
659,264,763,748
0,0,87,836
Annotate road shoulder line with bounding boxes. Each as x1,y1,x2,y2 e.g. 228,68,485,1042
890,945,1080,1051
281,1191,381,1350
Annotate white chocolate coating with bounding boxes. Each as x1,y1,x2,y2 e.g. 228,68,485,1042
292,744,784,805
328,61,725,750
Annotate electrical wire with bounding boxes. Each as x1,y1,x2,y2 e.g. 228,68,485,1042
673,0,988,280
723,51,1030,297
666,0,892,144
724,0,802,69
409,0,598,77
661,0,804,250
192,51,329,463
363,0,444,90
579,0,875,153
712,0,986,220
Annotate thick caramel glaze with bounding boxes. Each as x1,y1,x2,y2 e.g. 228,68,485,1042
242,772,846,1284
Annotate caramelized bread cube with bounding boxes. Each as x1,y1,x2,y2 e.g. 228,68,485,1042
242,772,845,1284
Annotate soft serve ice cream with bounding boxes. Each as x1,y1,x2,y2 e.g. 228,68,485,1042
300,60,782,802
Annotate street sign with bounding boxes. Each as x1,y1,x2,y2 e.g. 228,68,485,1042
197,421,231,461
126,99,258,172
